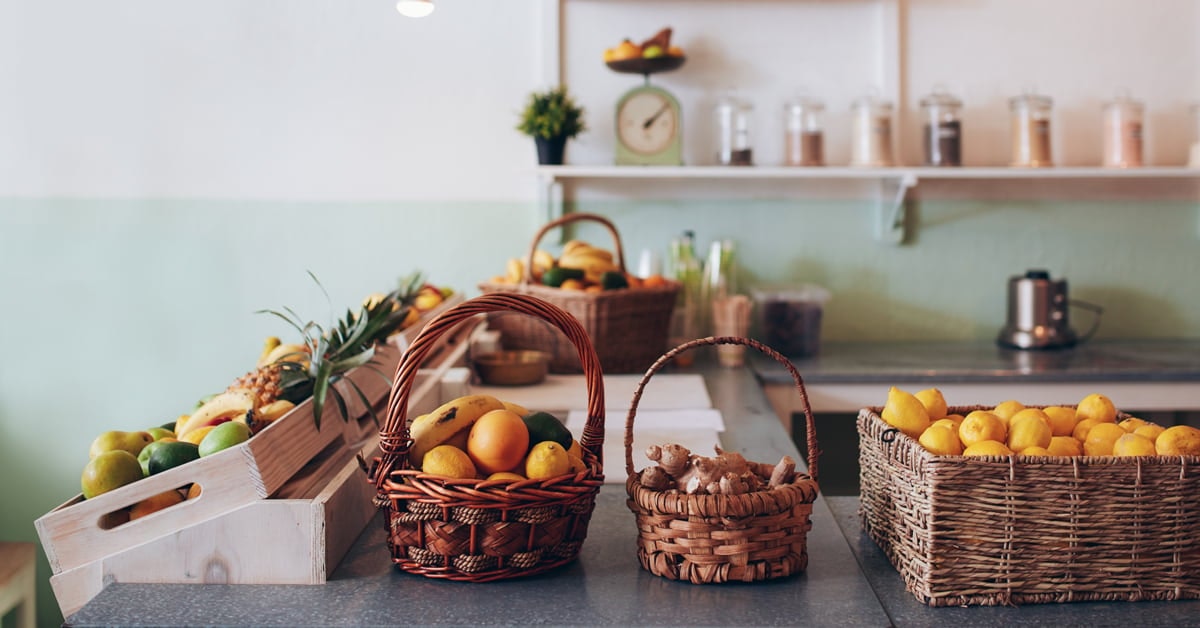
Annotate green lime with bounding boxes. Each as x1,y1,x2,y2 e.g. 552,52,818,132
147,441,201,475
522,411,573,450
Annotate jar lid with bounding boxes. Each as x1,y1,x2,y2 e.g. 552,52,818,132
919,89,962,108
851,94,893,111
785,98,825,112
1103,92,1144,111
1008,92,1052,108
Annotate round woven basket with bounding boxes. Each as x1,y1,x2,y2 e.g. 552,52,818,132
624,336,821,584
370,293,605,582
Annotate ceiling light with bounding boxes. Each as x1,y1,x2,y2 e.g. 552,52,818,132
396,0,434,18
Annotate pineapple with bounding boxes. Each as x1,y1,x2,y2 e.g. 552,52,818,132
228,272,424,430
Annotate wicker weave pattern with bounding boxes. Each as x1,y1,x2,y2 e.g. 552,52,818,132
624,336,821,584
477,212,679,374
369,293,605,582
858,406,1200,606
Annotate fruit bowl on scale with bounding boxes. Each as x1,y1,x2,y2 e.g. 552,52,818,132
605,55,686,76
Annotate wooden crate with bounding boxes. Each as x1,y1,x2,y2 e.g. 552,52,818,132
36,295,470,576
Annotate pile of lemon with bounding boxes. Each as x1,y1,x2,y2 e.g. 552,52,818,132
881,387,1200,458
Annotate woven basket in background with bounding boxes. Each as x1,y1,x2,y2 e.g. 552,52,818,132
478,212,679,374
369,293,605,582
624,336,821,584
858,406,1200,606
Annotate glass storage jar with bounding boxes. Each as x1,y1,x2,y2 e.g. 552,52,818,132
850,95,895,167
920,88,963,167
783,99,825,166
1102,93,1144,168
715,95,754,166
1009,92,1054,167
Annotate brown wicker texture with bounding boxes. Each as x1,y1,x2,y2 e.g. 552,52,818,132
477,212,679,375
369,293,605,582
858,405,1200,606
624,336,821,584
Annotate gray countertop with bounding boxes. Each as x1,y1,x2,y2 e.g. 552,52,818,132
751,339,1200,384
826,496,1200,628
64,364,890,628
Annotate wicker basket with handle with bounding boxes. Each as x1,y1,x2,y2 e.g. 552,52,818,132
624,336,821,584
477,212,679,375
368,293,605,582
858,405,1200,606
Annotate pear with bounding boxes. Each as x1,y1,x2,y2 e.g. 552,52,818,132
881,386,931,439
88,430,155,460
81,450,144,499
197,421,251,457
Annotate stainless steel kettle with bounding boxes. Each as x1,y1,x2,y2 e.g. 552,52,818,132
996,270,1103,350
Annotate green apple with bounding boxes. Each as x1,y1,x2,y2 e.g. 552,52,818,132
642,45,664,59
146,427,175,441
198,421,252,457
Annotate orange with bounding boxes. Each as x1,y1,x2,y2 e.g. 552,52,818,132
641,274,669,289
467,409,530,475
130,490,185,520
186,483,202,500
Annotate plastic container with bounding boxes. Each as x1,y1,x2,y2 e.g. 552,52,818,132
784,99,825,166
1102,92,1144,168
920,88,963,167
752,285,832,357
1009,92,1054,167
715,95,754,166
850,95,895,167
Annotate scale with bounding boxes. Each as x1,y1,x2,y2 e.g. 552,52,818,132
608,56,686,166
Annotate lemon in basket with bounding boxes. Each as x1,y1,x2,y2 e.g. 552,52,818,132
525,441,570,480
917,424,962,456
1155,425,1200,456
422,445,478,479
1047,436,1083,457
1133,423,1166,442
1076,393,1117,424
1083,422,1127,456
1007,410,1052,452
881,387,931,438
1112,433,1157,457
991,400,1025,425
913,388,948,421
958,411,1006,448
962,440,1013,457
1042,406,1078,437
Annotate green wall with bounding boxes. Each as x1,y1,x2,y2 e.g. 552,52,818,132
2,195,1197,626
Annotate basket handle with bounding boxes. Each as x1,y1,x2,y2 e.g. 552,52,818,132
522,212,627,285
371,293,606,489
622,336,819,484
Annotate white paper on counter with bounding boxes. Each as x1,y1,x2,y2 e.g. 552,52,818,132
565,409,726,484
467,373,712,416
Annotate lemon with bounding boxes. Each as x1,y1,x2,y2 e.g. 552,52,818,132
1019,446,1051,456
130,490,185,520
944,414,965,424
917,425,962,456
1007,413,1052,452
930,418,959,432
958,411,1007,448
422,445,478,479
1119,417,1150,432
914,388,949,420
1047,436,1083,457
1076,393,1117,424
525,441,570,480
1042,406,1078,437
1155,425,1200,456
1072,418,1102,442
1133,423,1166,442
485,471,526,482
1112,433,1157,457
568,438,582,460
1083,422,1127,456
880,387,931,438
992,400,1026,424
962,440,1013,457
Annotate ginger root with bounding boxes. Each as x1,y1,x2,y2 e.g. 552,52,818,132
638,444,797,495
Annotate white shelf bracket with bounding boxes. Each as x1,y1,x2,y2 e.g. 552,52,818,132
538,173,564,230
875,172,917,244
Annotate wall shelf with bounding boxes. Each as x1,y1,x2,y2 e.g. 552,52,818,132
537,166,1200,244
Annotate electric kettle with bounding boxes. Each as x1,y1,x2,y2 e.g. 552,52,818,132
996,270,1103,350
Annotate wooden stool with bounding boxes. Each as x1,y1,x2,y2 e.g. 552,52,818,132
0,542,36,628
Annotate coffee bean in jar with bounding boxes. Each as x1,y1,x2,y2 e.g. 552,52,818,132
752,286,831,357
920,88,963,167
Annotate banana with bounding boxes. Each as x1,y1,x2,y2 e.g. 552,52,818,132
531,249,556,281
505,258,525,284
502,400,530,416
178,390,257,437
246,399,296,434
259,343,310,367
256,336,282,366
558,251,619,284
408,394,505,466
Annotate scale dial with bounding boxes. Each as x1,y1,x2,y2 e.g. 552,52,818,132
615,85,683,165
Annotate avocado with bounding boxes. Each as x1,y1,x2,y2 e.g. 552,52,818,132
522,411,574,450
541,267,585,288
600,271,629,290
147,441,201,475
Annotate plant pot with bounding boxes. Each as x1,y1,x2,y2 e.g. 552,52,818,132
535,136,567,165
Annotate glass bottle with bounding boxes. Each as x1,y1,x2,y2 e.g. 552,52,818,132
666,231,703,364
1102,93,1144,168
1009,92,1054,167
715,95,754,166
850,95,895,167
784,99,825,166
920,88,963,167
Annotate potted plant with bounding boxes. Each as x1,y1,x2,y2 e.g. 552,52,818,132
516,85,587,165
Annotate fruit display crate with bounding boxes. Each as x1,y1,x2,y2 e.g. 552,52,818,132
857,407,1200,607
35,293,466,580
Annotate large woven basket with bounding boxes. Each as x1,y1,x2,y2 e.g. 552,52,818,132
858,405,1200,606
369,293,605,582
624,336,821,584
477,212,679,375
